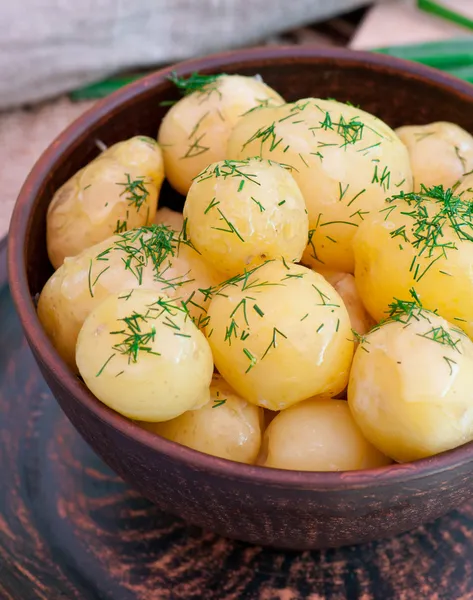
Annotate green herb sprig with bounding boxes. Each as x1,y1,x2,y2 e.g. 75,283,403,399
387,184,473,282
117,174,150,213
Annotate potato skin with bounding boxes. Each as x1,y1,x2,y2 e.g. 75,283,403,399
227,98,412,272
348,311,473,463
154,207,184,232
326,272,374,336
258,398,391,471
206,260,354,410
38,226,220,370
76,289,213,422
141,374,263,463
184,158,308,276
396,122,473,190
157,75,284,195
353,187,473,338
47,136,164,269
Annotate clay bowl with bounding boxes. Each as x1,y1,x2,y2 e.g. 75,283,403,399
8,47,473,550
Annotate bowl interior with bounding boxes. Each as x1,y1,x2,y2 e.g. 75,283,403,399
11,47,473,486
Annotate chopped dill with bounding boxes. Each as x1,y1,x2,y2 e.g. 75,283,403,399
117,174,150,213
168,71,224,97
261,327,287,360
386,184,473,282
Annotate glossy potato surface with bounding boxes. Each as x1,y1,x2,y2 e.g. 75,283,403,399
206,260,354,410
38,225,220,369
348,310,473,462
47,136,164,269
258,398,391,471
227,98,412,272
158,75,283,195
353,186,473,338
76,289,213,422
142,374,263,463
184,158,308,275
396,121,473,190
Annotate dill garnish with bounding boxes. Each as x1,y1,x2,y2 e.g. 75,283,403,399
204,197,220,214
371,164,391,191
212,398,227,408
338,183,349,201
312,284,340,308
369,288,463,373
261,327,287,360
96,353,115,377
241,122,284,154
346,188,366,208
417,326,461,352
253,304,264,317
99,297,189,373
182,134,210,159
117,174,150,212
108,310,160,364
212,208,244,242
454,146,467,172
89,225,186,298
114,218,128,234
196,159,261,189
168,71,224,96
251,196,265,212
243,348,257,373
351,329,370,351
311,111,364,147
443,356,457,375
306,213,325,264
386,184,473,282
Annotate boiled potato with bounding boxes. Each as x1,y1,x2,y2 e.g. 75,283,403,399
47,136,164,269
184,158,308,275
38,225,220,370
326,272,374,336
227,98,412,272
158,74,284,195
258,398,391,471
206,260,354,410
154,206,184,231
76,289,213,422
396,122,473,191
141,374,263,463
348,308,473,462
353,185,473,338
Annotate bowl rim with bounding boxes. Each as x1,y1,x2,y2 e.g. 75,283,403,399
9,45,473,491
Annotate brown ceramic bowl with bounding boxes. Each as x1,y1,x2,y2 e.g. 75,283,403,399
8,47,473,550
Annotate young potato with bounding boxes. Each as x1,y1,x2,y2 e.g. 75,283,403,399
38,225,220,370
227,98,412,273
353,185,473,338
395,122,473,191
76,289,213,422
348,305,473,463
326,272,374,336
47,136,164,269
258,398,391,471
157,74,284,195
206,260,354,410
154,206,184,232
141,374,263,464
184,158,308,276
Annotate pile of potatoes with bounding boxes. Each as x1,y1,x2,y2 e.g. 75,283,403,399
38,72,473,471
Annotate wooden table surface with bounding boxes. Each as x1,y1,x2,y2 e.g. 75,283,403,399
1,238,473,600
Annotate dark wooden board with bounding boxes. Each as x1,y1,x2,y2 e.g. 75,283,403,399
2,237,473,600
